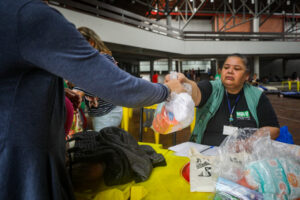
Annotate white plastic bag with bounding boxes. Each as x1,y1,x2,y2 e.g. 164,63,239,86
152,72,195,134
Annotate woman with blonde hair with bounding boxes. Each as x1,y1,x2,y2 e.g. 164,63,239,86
77,27,112,56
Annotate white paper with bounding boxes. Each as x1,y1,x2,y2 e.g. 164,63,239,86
168,142,213,157
223,125,238,136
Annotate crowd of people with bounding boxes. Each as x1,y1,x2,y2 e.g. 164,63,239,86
0,1,282,199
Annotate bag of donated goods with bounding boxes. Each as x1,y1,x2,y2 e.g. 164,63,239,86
152,72,194,134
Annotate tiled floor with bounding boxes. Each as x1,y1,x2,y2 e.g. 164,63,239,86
127,94,300,148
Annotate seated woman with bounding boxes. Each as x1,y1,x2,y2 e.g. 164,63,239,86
171,54,280,146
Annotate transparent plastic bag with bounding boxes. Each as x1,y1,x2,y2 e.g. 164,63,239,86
216,128,273,182
215,127,300,200
272,140,300,164
241,158,300,200
152,72,195,134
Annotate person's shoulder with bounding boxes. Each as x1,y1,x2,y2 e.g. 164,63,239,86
258,92,270,104
19,0,64,21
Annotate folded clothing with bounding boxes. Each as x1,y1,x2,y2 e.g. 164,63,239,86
67,127,166,186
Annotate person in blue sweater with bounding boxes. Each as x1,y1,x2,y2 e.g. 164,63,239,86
0,1,184,199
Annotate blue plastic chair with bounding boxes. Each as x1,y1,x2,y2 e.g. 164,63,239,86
276,126,294,144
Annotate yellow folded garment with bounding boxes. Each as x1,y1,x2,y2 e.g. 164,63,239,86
131,186,148,200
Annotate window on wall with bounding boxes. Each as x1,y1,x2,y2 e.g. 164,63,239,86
140,61,150,72
139,59,176,72
140,60,211,73
154,59,168,72
182,60,211,72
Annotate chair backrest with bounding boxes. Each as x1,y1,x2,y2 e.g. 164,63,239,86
143,109,155,128
142,104,157,127
121,107,133,132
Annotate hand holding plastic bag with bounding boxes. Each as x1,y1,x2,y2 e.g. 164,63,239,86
152,72,195,134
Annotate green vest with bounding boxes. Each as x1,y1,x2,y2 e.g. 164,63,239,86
190,79,262,144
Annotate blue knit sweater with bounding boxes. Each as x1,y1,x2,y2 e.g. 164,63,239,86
0,1,168,199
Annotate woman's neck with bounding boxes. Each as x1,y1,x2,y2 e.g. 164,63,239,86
226,86,243,94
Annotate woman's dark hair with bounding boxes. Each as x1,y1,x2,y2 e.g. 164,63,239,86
226,53,250,73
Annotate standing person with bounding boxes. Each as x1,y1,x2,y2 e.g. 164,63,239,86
73,27,123,132
166,54,280,146
0,1,185,199
214,67,222,80
152,71,159,83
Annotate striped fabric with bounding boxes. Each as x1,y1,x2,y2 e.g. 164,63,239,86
74,87,115,117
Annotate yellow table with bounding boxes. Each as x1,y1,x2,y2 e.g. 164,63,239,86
76,143,214,200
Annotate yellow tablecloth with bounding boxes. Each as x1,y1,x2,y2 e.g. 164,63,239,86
75,143,214,200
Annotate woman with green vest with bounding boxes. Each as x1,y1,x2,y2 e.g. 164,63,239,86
169,54,280,146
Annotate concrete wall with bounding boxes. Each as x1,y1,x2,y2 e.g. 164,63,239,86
285,59,300,77
260,59,300,79
260,59,284,79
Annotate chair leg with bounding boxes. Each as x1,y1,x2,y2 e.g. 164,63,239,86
129,108,133,118
172,132,176,145
154,132,160,144
121,118,124,129
122,107,129,132
139,108,144,142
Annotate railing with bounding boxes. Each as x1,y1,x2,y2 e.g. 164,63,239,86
49,0,182,38
183,31,300,41
49,0,300,41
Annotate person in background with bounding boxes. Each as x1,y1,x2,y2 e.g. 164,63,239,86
166,54,280,146
250,73,259,86
0,1,185,199
73,27,123,132
152,71,159,83
214,67,222,80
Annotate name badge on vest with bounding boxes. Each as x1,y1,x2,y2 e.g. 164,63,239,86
223,125,238,136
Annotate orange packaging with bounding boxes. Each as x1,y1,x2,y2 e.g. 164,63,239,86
152,105,179,134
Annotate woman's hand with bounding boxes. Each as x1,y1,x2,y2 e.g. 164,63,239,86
164,72,189,84
165,72,201,106
65,88,81,110
164,79,186,94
